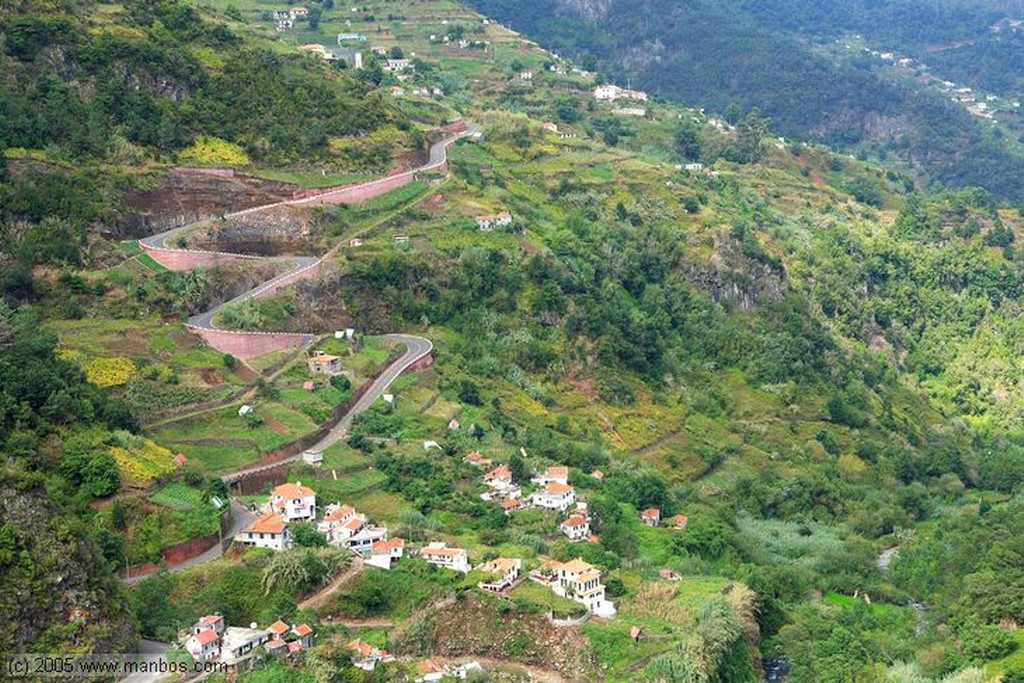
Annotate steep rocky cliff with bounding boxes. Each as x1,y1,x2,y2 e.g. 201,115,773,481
0,470,136,656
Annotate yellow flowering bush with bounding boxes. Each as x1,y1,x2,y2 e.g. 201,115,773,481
178,135,251,167
84,357,136,388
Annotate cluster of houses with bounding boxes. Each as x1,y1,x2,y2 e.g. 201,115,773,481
593,84,649,103
297,44,364,69
272,6,308,31
237,484,405,569
475,460,588,529
184,613,314,665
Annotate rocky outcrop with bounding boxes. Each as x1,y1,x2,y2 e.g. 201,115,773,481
0,471,136,656
680,243,786,312
117,171,296,238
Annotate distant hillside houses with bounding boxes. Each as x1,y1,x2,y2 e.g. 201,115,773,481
383,59,412,72
594,84,649,102
184,613,315,667
475,211,512,230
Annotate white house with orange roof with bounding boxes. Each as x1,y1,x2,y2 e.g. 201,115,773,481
532,465,569,485
477,557,522,592
318,503,360,538
420,542,471,572
367,538,405,569
292,623,314,648
238,512,291,551
557,558,616,616
271,482,316,522
463,451,492,467
531,482,576,512
318,503,387,551
347,639,392,670
560,514,591,541
475,211,513,230
502,496,526,514
267,620,290,641
185,628,221,662
483,464,513,489
641,508,661,527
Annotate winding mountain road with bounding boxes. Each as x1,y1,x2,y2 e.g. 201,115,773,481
120,126,469,583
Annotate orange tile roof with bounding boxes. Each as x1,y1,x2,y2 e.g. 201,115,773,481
194,629,219,646
560,557,597,574
561,515,588,527
479,557,520,574
546,466,568,478
293,624,313,637
324,504,355,522
272,482,315,499
642,508,660,519
347,639,384,658
545,483,574,494
248,512,287,534
502,497,522,509
342,518,364,531
268,620,289,635
371,538,404,553
484,464,511,480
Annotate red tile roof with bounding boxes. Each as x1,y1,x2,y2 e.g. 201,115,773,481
268,620,289,635
248,512,287,534
272,482,315,499
371,538,404,553
194,629,219,646
293,624,313,637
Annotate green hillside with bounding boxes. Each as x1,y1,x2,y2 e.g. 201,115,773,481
5,0,1024,680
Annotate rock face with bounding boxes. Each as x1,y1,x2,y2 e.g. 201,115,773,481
0,472,136,656
116,170,295,238
680,241,786,312
555,0,611,22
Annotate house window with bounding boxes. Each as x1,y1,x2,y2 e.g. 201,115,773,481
259,533,265,540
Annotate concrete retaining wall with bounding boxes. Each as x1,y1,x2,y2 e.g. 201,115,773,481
189,328,312,360
140,244,258,270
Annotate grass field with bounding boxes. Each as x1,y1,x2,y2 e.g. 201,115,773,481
150,482,208,510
